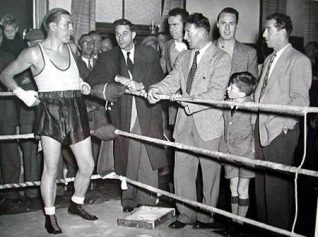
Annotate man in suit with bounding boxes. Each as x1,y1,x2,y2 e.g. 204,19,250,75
89,31,102,61
216,7,258,78
88,19,168,213
148,13,231,229
161,8,189,127
77,34,95,80
254,13,311,231
161,8,189,74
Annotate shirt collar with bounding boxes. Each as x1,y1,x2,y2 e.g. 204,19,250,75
174,40,187,52
81,56,93,66
121,44,135,63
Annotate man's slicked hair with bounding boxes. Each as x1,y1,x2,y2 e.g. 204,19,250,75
217,7,239,23
186,13,210,33
42,8,71,33
266,13,293,35
113,19,135,32
168,8,189,23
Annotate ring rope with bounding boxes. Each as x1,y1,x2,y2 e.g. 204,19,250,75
115,130,318,178
292,113,308,232
0,133,35,140
105,173,305,237
0,174,102,189
1,130,317,178
146,93,318,115
0,172,305,237
0,92,14,97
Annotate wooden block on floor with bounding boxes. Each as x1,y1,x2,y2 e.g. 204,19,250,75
117,206,175,229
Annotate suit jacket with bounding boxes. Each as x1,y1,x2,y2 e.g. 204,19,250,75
231,41,258,78
254,44,312,146
219,96,255,158
160,39,188,125
88,45,167,175
160,39,187,74
152,42,231,141
76,56,95,81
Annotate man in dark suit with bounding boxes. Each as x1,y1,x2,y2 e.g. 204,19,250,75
88,19,168,213
148,13,231,229
254,13,311,231
77,34,95,80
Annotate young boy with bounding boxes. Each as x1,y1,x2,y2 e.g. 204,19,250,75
0,16,26,57
219,71,257,229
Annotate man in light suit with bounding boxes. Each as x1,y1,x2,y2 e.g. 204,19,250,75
254,13,311,231
88,19,168,213
216,7,258,78
148,13,231,229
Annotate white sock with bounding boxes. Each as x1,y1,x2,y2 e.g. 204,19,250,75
44,206,56,215
71,195,85,204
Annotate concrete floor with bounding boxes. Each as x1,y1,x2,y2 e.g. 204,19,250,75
0,199,224,237
0,177,316,237
0,179,226,237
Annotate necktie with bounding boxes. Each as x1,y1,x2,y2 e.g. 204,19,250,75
126,51,133,74
260,52,276,97
186,50,200,94
88,59,93,71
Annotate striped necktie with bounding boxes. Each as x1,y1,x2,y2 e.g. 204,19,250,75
126,51,133,74
186,50,200,94
260,52,277,97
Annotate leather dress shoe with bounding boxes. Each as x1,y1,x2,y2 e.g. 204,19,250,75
68,201,98,220
168,221,187,229
122,206,134,213
45,214,62,234
193,220,225,230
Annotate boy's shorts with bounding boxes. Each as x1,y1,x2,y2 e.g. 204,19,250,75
35,90,90,145
224,161,255,179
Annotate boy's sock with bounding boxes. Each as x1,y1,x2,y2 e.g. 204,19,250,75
237,198,249,224
231,195,239,215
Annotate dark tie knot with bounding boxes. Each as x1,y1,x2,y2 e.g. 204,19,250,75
194,50,200,58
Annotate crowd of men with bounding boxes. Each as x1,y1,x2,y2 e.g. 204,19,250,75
0,6,315,237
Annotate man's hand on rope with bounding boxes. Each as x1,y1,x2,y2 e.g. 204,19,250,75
91,83,125,102
171,93,189,107
80,81,91,95
115,75,146,97
13,87,40,107
90,124,119,141
147,87,162,104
